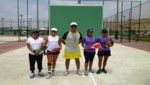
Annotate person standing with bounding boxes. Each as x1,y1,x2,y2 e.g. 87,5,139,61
62,22,82,76
82,29,97,76
96,29,114,74
44,28,62,79
26,30,44,79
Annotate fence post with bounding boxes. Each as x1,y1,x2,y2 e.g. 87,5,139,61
137,1,142,42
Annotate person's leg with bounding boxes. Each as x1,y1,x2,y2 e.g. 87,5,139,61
52,54,58,71
47,54,53,72
102,56,109,73
29,54,35,73
75,58,80,70
75,58,82,76
89,52,95,70
29,54,36,78
96,56,103,74
65,59,70,71
84,52,90,76
103,56,109,69
89,52,95,73
64,59,70,76
84,52,89,71
36,54,43,72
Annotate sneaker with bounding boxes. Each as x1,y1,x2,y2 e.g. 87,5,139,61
46,72,52,79
76,70,82,76
102,69,107,73
38,71,44,77
30,73,35,79
84,70,88,76
96,69,102,74
52,70,56,76
64,70,69,76
89,69,95,73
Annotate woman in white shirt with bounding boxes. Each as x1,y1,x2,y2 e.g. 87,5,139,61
26,30,44,79
44,28,62,79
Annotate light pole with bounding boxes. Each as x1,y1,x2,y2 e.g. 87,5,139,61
20,14,23,36
17,0,20,41
37,0,39,30
30,18,32,29
1,17,4,35
27,0,29,37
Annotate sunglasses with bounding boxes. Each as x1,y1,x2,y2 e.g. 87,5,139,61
71,25,77,27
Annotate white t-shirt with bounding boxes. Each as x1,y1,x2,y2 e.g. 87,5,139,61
47,35,59,51
26,37,44,55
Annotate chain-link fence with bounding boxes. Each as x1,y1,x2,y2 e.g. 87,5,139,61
104,1,150,42
0,19,48,42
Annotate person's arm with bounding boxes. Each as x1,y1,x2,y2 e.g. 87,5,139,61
79,32,82,43
58,38,62,50
26,43,35,53
110,37,114,46
61,32,68,45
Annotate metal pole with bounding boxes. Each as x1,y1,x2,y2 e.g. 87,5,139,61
78,0,81,4
129,1,133,43
137,1,141,42
115,0,119,39
37,0,39,30
20,14,23,37
17,0,20,41
27,0,29,38
1,17,4,35
48,0,50,35
30,18,32,29
120,1,123,42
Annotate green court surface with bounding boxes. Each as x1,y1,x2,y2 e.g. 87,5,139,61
0,44,150,85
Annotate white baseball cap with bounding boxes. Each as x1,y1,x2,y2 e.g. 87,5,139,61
51,28,57,32
70,22,78,26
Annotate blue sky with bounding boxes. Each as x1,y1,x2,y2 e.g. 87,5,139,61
0,0,149,20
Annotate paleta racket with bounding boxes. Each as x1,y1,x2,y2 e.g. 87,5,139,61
90,43,101,49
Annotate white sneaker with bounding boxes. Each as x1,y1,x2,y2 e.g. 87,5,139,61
76,70,82,76
89,69,95,73
64,70,69,76
84,70,88,76
38,71,44,77
52,70,56,76
46,72,52,79
30,73,35,79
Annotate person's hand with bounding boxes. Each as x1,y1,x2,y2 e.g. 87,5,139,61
99,47,103,51
83,47,87,50
44,51,47,55
35,52,39,56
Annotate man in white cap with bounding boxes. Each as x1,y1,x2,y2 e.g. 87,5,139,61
62,22,82,76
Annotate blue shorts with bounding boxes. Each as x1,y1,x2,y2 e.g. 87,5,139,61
97,51,111,57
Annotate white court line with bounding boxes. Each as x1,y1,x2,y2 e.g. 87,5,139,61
81,57,97,85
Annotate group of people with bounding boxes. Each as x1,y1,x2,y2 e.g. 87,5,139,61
26,22,114,79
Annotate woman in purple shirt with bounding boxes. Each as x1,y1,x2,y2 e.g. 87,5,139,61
82,29,97,76
96,29,114,74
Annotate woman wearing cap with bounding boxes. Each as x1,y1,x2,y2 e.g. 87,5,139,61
44,28,62,79
62,22,82,76
82,29,97,76
26,30,44,79
96,29,114,74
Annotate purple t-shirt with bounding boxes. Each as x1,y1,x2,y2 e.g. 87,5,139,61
82,36,96,52
97,36,112,51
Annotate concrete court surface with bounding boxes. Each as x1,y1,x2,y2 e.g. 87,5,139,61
0,44,150,85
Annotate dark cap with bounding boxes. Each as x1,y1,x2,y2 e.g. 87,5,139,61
102,29,108,33
87,29,93,33
31,30,39,35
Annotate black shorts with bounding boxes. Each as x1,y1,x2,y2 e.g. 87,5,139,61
47,50,60,55
97,51,111,57
84,52,95,63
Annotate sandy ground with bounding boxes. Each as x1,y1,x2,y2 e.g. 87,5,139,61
0,44,150,85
